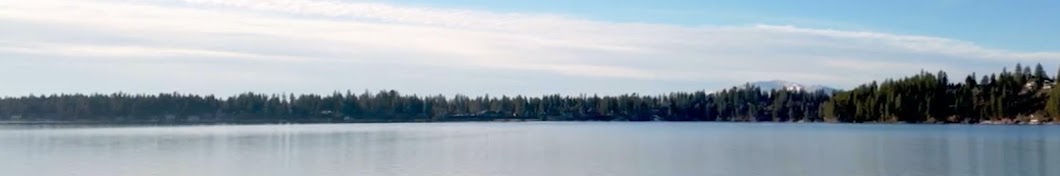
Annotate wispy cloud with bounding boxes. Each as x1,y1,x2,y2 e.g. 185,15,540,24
0,0,1056,96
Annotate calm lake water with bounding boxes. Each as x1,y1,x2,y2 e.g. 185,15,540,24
1,122,1058,176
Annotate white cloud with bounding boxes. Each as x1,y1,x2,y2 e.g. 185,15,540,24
0,43,316,63
0,0,1056,96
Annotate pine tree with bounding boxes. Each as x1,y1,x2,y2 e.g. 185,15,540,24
1032,63,1046,90
1049,67,1060,121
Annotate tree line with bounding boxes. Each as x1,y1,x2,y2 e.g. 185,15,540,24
823,63,1059,123
1,63,1058,124
0,88,830,123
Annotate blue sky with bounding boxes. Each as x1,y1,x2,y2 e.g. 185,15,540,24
0,0,1058,96
388,0,1060,51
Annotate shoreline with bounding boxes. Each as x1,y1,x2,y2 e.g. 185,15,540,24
2,120,1056,126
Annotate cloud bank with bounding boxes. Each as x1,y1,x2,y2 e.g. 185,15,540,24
0,0,1057,96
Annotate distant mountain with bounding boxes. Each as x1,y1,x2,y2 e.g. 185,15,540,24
747,80,839,93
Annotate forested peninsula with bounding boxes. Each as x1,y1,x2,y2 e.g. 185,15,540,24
3,63,1060,124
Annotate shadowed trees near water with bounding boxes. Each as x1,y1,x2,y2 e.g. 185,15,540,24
1,63,1059,124
0,88,830,123
824,63,1058,123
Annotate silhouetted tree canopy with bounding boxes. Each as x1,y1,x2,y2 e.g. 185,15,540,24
823,63,1057,123
2,63,1059,124
0,88,831,123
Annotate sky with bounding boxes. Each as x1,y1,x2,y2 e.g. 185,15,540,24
1,0,1058,97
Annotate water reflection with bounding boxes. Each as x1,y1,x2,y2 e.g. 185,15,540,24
1,123,1058,176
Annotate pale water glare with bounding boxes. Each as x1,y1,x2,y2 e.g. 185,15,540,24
1,123,1059,176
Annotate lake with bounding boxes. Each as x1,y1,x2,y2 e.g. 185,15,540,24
1,122,1058,176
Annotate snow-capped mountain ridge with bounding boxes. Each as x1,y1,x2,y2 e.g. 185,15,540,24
747,80,839,92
